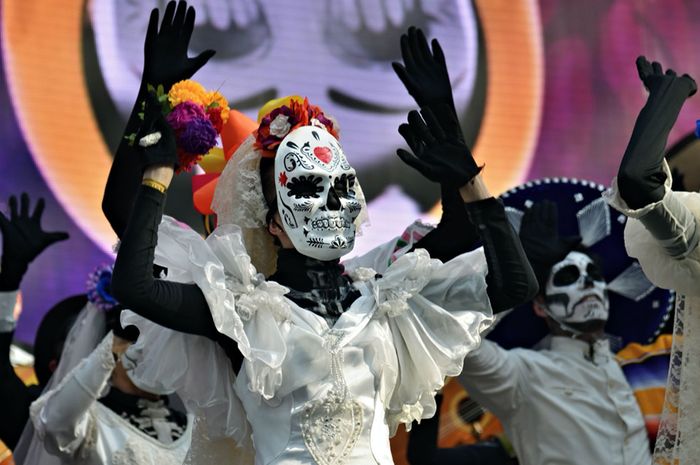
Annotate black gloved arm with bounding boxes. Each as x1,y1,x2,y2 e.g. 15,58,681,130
617,57,696,209
112,186,220,339
466,198,538,313
396,109,536,312
413,186,481,262
102,91,150,238
611,58,700,259
102,0,215,238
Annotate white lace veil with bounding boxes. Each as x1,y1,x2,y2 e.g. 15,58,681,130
212,133,369,276
653,293,700,465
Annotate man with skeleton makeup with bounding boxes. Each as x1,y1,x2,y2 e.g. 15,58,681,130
457,199,652,465
103,2,538,463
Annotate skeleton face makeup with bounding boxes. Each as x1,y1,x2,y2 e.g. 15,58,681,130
544,251,609,328
274,126,363,261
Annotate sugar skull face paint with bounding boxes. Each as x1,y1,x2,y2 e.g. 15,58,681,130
544,251,609,328
274,126,363,260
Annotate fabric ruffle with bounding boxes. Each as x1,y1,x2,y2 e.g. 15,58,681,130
140,216,493,440
349,247,493,434
120,311,250,444
153,216,291,400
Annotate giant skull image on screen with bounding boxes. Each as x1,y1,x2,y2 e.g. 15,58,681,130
87,0,483,227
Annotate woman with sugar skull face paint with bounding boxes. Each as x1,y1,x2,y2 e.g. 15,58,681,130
106,5,537,462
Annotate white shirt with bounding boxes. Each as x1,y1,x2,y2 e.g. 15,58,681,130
458,337,651,465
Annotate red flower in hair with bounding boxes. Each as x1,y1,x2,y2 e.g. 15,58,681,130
255,98,338,158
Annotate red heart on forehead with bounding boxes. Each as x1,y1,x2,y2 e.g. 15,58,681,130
313,146,333,164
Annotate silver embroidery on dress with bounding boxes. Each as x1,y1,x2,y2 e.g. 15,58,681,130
301,330,363,465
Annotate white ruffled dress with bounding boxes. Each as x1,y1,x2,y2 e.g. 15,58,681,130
123,217,493,465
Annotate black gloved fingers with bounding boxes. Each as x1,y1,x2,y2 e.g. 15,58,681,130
30,197,45,222
538,200,557,229
431,38,447,70
145,9,159,50
398,123,424,155
651,61,663,75
682,74,697,96
161,1,177,34
44,231,70,245
396,148,430,176
399,33,418,73
172,0,187,33
420,107,447,140
19,193,29,218
636,56,652,83
409,27,429,70
8,196,17,222
187,49,216,77
181,5,196,45
392,62,415,93
407,110,435,144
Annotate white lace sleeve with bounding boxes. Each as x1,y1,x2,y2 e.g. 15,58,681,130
30,333,114,458
353,247,494,434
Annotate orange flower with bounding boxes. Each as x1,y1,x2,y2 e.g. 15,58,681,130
168,80,207,107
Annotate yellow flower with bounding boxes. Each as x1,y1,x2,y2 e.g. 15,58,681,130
168,80,207,107
205,90,230,123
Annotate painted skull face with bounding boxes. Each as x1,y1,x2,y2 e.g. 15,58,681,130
544,251,609,328
274,126,363,260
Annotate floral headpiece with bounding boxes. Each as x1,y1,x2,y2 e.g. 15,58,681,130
254,96,339,158
128,80,231,173
86,263,118,312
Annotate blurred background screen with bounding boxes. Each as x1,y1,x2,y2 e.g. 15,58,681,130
2,0,699,343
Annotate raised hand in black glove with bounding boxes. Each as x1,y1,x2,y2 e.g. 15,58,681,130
618,57,697,209
0,194,69,291
392,27,459,137
397,105,481,188
636,56,697,97
142,0,216,91
104,0,215,237
519,200,581,289
136,94,178,170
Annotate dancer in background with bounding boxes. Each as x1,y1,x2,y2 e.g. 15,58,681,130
457,200,651,465
605,56,698,465
0,193,71,450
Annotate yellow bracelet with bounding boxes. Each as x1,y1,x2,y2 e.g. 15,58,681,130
142,178,167,193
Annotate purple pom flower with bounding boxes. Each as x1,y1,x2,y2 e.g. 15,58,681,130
166,101,208,133
178,117,218,155
86,264,118,312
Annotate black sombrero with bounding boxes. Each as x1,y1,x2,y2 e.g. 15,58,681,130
486,178,674,349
